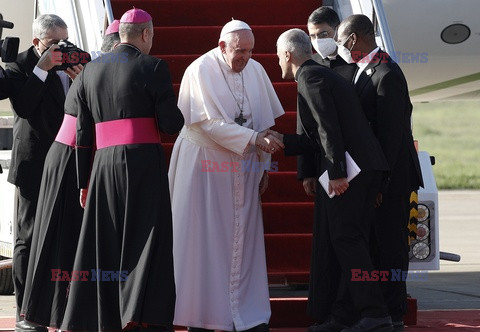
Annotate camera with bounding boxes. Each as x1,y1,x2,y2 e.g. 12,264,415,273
0,14,18,102
0,14,19,63
52,40,91,71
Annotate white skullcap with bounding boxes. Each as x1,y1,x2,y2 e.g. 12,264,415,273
220,19,252,39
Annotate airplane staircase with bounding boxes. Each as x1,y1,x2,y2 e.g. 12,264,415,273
109,0,416,328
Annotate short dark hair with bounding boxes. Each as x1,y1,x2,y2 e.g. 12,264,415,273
308,7,340,29
341,14,375,40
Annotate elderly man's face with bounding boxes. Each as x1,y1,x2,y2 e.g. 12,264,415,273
221,30,254,73
276,48,292,80
34,27,68,55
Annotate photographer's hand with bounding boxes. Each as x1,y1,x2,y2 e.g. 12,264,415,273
65,64,84,81
37,44,62,71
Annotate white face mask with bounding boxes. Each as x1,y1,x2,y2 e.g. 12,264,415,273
337,44,353,64
311,38,337,59
337,34,355,64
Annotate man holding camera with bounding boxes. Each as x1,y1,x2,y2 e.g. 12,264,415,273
6,14,83,332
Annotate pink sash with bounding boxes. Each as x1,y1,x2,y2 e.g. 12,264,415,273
55,114,76,147
95,117,161,149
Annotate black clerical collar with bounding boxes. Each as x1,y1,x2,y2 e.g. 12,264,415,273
116,42,142,53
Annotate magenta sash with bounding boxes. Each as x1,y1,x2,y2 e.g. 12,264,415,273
95,117,161,149
55,114,77,147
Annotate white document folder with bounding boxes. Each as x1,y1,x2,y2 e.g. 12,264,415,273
318,151,361,198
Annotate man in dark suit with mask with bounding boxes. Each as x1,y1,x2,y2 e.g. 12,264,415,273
271,28,393,332
6,13,83,331
337,15,423,331
300,7,358,200
307,7,357,82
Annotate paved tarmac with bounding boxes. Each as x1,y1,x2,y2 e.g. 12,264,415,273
0,183,478,316
407,190,480,310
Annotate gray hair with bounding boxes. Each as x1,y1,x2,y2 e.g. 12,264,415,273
32,14,68,39
119,21,153,39
101,32,120,52
221,32,237,46
277,28,311,57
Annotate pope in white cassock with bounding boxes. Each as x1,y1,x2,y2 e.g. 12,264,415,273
168,19,284,332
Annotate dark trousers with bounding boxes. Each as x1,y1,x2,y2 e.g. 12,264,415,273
371,193,411,320
308,171,388,324
13,186,39,321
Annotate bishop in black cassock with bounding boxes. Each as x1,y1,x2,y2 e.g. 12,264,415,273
60,9,184,331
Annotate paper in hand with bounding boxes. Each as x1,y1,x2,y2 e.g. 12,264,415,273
318,151,361,198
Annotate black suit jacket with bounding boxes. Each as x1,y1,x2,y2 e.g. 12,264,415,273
312,53,357,82
0,66,11,100
298,54,357,180
284,59,388,180
6,46,66,195
354,50,423,195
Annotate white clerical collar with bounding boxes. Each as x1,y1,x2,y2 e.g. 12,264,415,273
354,47,379,84
356,46,380,70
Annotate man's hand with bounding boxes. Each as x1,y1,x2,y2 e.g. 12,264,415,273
328,178,349,196
37,44,62,71
303,177,316,197
65,63,84,81
79,188,88,208
375,192,383,208
256,130,284,153
266,129,283,142
259,171,269,195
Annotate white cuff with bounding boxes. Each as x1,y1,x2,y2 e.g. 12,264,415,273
33,66,48,82
249,131,258,145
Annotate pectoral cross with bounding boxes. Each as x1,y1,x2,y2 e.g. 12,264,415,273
235,111,247,126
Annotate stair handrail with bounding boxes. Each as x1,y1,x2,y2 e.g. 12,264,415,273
103,0,114,24
370,0,395,57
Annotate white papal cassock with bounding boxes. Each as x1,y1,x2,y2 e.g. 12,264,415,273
168,47,284,331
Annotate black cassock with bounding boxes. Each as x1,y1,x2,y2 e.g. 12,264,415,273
60,44,184,331
21,110,83,328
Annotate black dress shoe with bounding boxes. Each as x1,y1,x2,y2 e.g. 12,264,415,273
308,318,348,332
341,316,393,332
392,321,404,332
15,320,48,332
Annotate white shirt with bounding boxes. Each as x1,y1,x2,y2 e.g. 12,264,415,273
33,66,70,96
354,46,380,84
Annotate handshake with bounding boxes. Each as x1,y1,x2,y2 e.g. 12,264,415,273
255,129,284,154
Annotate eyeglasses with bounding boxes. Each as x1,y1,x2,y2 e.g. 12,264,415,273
311,28,337,40
38,38,61,49
336,33,353,46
